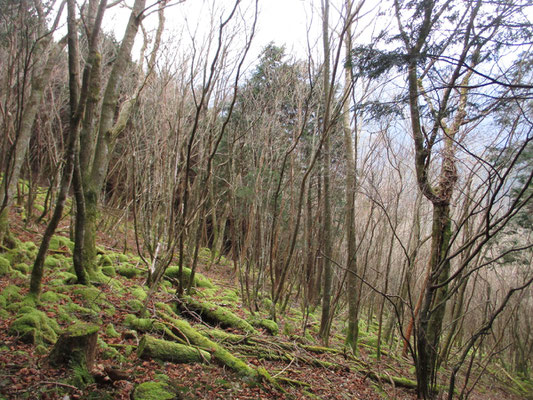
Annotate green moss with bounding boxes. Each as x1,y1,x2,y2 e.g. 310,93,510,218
23,241,37,253
116,265,141,278
101,265,116,277
70,362,94,389
34,344,48,355
262,297,273,310
250,318,278,335
125,344,135,356
198,327,245,344
6,295,37,312
50,271,78,285
59,302,98,321
72,286,105,310
0,294,6,309
66,321,99,337
100,255,113,267
9,307,60,344
127,299,144,313
137,335,211,363
5,241,34,265
0,256,11,275
132,286,147,301
49,235,74,251
154,373,169,382
103,304,116,317
124,314,154,332
178,296,257,334
157,307,257,379
44,256,59,268
155,302,176,316
165,266,215,289
283,321,295,336
9,269,25,280
13,262,29,274
41,291,61,303
118,254,130,263
105,323,121,338
221,289,240,304
2,284,22,302
132,381,175,400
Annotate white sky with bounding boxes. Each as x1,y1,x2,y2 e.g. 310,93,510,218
102,0,341,64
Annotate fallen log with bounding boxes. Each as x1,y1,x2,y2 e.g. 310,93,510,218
137,335,211,364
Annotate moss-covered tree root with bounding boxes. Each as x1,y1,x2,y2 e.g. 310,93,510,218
138,335,211,363
157,308,258,379
175,296,257,334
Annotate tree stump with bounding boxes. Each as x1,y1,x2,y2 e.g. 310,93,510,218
48,322,99,370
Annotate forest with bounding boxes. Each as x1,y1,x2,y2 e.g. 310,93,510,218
0,0,532,399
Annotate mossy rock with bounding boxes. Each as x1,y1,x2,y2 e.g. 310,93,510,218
132,286,147,301
132,381,175,400
105,323,121,338
137,335,211,364
262,297,273,310
13,262,29,274
41,291,63,303
118,253,130,263
116,265,141,279
6,246,32,265
23,241,37,253
177,297,257,334
1,284,22,302
44,256,59,268
101,266,116,277
6,295,38,313
0,256,11,275
100,255,113,267
0,294,6,309
49,271,77,286
9,307,60,344
165,266,214,289
49,235,74,252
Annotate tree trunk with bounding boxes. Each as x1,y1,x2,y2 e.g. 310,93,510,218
319,0,333,346
416,202,453,398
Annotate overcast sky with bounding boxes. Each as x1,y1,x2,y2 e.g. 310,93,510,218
101,0,349,64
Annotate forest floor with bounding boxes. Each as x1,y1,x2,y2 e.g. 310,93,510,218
0,204,529,400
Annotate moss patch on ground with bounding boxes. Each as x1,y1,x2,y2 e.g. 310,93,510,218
9,307,60,344
0,255,11,275
132,381,175,400
164,266,215,289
